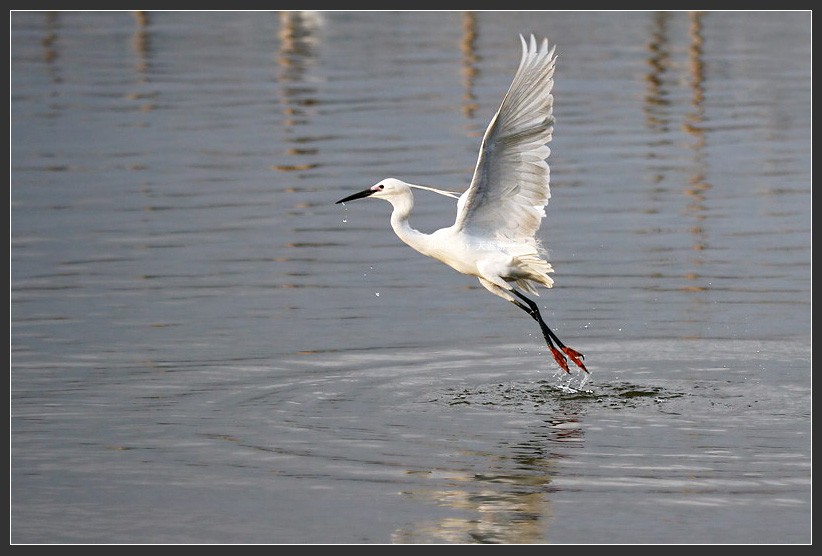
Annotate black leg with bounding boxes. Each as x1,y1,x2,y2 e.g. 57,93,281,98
510,289,587,373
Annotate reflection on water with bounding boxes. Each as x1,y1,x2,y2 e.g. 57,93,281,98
11,11,811,544
274,11,323,172
394,377,589,543
643,11,714,328
393,449,558,544
397,376,667,543
459,12,481,120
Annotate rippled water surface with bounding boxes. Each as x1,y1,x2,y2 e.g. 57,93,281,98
11,11,811,544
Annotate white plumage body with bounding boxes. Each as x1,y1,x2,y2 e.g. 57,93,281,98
336,35,586,373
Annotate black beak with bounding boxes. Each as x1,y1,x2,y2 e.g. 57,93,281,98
336,188,375,204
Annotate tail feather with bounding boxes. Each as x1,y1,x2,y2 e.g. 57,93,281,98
514,252,554,294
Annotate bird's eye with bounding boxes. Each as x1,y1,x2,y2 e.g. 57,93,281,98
378,184,385,190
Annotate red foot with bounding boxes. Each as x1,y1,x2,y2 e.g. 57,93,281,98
549,347,571,373
562,347,588,373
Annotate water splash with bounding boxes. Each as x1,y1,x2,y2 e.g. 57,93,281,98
438,377,683,414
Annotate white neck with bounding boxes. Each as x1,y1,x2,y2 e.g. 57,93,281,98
388,190,431,255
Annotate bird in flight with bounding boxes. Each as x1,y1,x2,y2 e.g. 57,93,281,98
336,35,586,373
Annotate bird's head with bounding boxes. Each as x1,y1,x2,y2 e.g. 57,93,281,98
335,178,411,205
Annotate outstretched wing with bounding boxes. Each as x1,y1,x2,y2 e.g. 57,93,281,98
454,35,557,244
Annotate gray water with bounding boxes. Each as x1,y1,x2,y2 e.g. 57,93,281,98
10,11,811,544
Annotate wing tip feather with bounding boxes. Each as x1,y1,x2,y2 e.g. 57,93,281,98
518,33,556,55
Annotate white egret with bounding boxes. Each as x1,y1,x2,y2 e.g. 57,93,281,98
336,35,586,373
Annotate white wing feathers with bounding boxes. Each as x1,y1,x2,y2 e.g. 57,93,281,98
454,35,557,245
